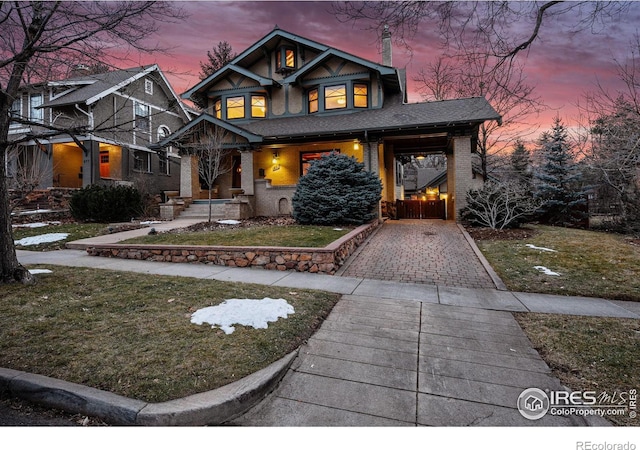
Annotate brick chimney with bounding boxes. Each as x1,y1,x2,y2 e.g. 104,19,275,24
382,24,392,66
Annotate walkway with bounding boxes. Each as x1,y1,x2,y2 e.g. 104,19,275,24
339,220,497,289
9,219,640,426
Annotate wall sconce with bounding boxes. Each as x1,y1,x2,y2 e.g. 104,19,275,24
353,141,360,151
272,151,280,171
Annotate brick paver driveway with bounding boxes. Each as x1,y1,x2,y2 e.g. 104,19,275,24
340,220,496,289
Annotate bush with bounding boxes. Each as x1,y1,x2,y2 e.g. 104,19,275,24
292,153,382,225
70,184,142,222
460,181,540,230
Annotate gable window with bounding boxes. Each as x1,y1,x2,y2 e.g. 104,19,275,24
354,83,368,108
324,85,346,110
145,79,153,95
135,102,150,133
251,95,267,118
276,47,296,72
226,96,245,119
308,88,318,114
29,94,43,122
133,150,151,172
213,99,222,119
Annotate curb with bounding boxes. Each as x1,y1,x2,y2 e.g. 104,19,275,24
0,349,298,426
458,224,508,291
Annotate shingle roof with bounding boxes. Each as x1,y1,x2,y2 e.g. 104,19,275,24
238,97,500,140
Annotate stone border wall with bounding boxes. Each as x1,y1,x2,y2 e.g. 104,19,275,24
86,221,380,275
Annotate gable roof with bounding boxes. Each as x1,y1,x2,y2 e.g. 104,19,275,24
182,26,402,100
41,65,191,118
237,97,500,141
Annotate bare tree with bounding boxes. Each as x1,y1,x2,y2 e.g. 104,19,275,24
0,2,186,284
178,125,234,222
199,41,237,79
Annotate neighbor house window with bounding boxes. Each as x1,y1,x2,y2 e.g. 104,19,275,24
159,150,170,175
29,94,43,122
135,102,150,133
213,99,222,119
145,79,153,95
10,97,21,128
157,126,173,154
226,96,245,119
324,85,346,110
133,150,151,172
308,88,318,114
251,95,267,118
276,47,296,72
354,83,368,108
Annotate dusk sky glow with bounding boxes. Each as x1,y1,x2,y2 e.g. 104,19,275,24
130,1,640,138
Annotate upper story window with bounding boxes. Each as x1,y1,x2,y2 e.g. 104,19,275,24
226,96,245,119
275,46,296,73
145,79,154,95
10,97,21,128
251,95,266,118
29,94,43,122
135,102,150,133
307,82,370,114
214,99,222,119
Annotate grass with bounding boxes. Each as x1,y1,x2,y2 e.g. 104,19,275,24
12,222,108,251
515,313,640,426
0,266,340,403
122,224,353,247
473,225,640,301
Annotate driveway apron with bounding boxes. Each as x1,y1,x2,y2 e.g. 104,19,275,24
339,220,496,289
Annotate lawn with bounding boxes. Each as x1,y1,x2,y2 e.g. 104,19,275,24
12,222,111,251
0,266,340,403
122,224,353,247
470,224,640,302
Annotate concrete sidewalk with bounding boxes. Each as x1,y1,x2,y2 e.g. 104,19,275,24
8,221,639,426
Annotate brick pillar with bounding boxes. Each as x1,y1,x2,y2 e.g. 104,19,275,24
240,150,254,196
180,154,199,199
450,136,473,221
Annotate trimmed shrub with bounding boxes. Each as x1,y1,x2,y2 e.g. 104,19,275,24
70,184,142,222
292,153,382,225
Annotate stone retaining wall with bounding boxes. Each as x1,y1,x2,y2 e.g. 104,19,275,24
86,221,380,275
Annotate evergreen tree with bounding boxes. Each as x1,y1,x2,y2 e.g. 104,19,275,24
199,41,236,79
292,153,382,225
510,139,533,190
534,117,588,226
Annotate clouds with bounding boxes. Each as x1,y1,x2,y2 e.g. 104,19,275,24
138,1,640,131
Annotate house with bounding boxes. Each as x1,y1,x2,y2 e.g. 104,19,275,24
7,64,192,196
158,26,501,221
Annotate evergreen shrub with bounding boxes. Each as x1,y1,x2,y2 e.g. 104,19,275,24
292,153,382,225
70,184,142,222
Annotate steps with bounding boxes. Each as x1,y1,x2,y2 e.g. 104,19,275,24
178,200,227,219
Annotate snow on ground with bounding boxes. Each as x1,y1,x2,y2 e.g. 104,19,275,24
534,266,561,276
15,233,69,246
28,269,53,274
191,298,295,334
12,222,49,229
140,220,163,225
217,219,241,225
526,244,557,252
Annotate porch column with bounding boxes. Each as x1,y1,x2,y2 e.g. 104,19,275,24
179,154,199,199
82,140,100,187
240,150,254,196
448,136,473,221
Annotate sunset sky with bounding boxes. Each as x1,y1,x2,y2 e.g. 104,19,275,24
133,1,640,137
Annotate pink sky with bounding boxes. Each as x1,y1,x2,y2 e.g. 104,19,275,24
130,1,640,138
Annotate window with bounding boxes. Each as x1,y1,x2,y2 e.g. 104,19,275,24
251,95,266,118
354,84,368,108
133,150,151,172
300,150,339,175
29,94,43,122
276,47,296,72
226,96,245,119
135,102,150,132
157,126,173,153
324,85,347,110
159,150,170,175
213,99,222,119
308,88,318,114
145,79,153,95
10,97,21,128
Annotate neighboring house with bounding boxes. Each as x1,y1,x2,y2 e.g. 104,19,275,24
7,64,192,195
158,26,501,221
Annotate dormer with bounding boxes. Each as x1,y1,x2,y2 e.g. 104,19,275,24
275,45,297,74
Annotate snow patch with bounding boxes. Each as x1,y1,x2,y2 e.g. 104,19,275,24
29,269,53,274
15,233,69,246
217,219,241,225
526,244,557,252
534,266,561,276
191,298,294,334
140,220,163,225
12,222,50,229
